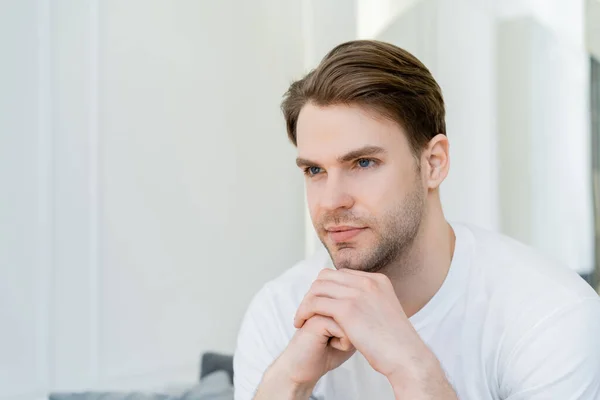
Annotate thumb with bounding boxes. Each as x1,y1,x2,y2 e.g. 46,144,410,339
330,336,355,352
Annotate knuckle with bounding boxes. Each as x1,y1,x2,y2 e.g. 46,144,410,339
309,314,326,325
309,278,329,295
373,272,391,286
303,314,325,331
362,277,378,292
318,268,332,279
313,279,331,296
310,279,323,292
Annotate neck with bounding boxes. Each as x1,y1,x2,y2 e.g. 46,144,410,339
383,196,455,318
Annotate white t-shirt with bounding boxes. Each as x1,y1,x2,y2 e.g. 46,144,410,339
234,223,600,399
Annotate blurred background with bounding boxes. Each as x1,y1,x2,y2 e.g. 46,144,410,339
1,0,600,398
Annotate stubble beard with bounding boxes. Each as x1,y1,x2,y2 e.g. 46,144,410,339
319,185,425,274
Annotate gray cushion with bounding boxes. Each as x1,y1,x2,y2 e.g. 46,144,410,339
183,371,233,400
200,353,233,384
49,393,170,400
49,371,233,400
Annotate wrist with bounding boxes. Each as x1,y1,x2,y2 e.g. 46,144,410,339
259,358,316,400
387,352,455,399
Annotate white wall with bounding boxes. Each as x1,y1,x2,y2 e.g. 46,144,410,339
498,17,594,274
1,0,305,397
496,0,594,274
495,0,586,48
376,0,500,231
356,0,423,39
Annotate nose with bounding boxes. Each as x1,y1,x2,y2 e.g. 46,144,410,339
319,171,354,212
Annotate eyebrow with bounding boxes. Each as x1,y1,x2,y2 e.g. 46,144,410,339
296,145,386,168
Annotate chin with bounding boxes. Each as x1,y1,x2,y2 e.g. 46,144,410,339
328,244,390,273
329,246,368,270
321,233,376,270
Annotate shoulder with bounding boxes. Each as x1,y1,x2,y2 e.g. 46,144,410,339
497,297,600,398
456,223,600,395
458,222,598,307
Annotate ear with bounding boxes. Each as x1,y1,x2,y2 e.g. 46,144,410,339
422,134,450,190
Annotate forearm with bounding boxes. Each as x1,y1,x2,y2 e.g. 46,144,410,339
253,362,316,400
388,353,458,400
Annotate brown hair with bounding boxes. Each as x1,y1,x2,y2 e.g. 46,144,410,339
281,40,446,155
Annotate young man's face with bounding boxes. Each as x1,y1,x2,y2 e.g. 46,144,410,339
296,103,426,272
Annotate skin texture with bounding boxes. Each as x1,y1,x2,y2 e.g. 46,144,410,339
254,103,457,400
296,103,426,274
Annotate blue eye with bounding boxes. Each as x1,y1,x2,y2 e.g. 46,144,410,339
358,159,373,168
307,166,322,176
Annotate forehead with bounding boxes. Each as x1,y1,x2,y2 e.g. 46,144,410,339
295,103,410,160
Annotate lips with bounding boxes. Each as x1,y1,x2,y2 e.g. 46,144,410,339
326,226,366,243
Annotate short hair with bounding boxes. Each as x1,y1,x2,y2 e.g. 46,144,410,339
281,40,446,155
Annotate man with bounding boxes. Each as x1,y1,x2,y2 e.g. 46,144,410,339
233,40,600,399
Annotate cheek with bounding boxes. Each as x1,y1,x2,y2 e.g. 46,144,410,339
349,168,401,210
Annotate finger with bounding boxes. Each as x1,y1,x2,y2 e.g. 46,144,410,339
342,268,389,281
304,315,343,337
308,279,360,300
338,268,374,277
293,279,358,330
330,336,354,352
304,315,353,352
294,296,341,329
317,268,363,286
318,268,379,290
